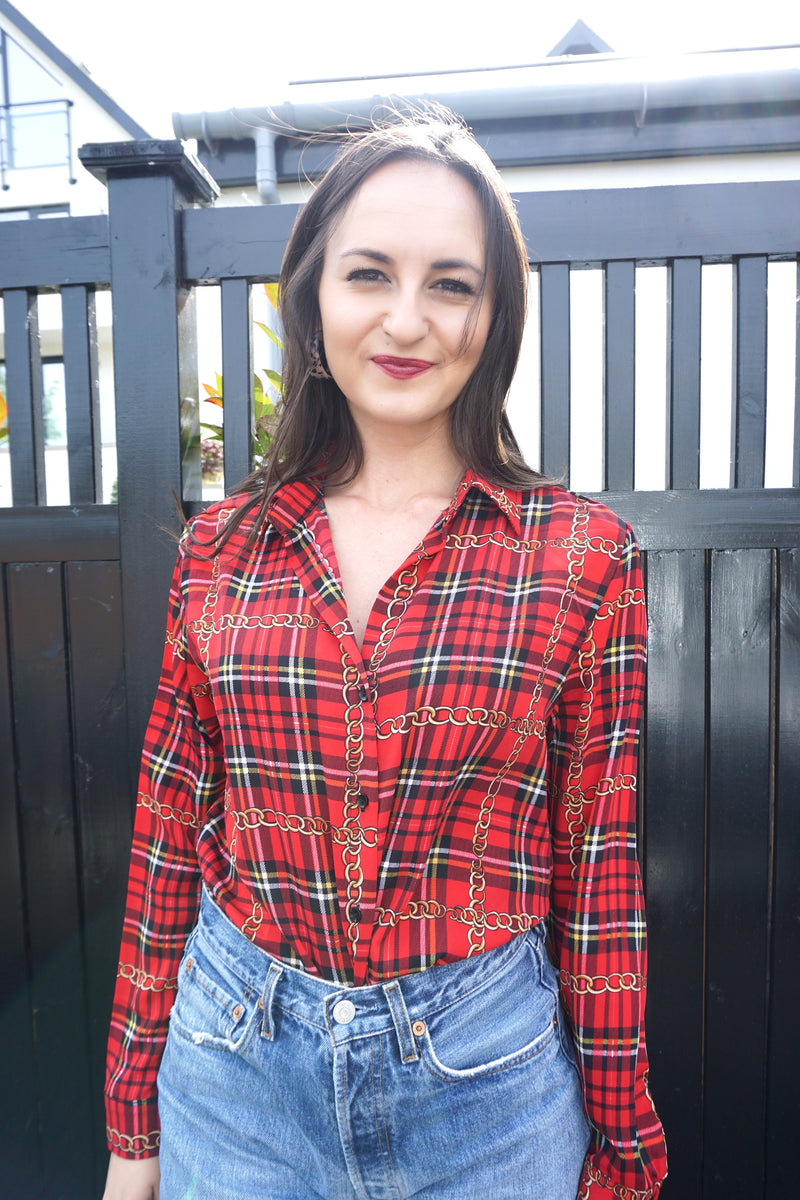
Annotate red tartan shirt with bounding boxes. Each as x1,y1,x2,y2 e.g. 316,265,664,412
105,471,667,1198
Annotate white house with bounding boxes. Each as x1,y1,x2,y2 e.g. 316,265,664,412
0,0,149,217
0,0,151,503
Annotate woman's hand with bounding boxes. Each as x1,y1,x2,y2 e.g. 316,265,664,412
102,1152,160,1200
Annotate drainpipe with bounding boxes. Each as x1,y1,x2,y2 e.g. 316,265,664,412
254,127,278,204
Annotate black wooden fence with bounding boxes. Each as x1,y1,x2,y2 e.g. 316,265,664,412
0,139,798,1200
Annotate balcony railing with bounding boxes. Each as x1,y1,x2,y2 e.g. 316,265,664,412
0,97,74,188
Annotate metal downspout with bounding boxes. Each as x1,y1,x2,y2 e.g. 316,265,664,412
255,127,278,204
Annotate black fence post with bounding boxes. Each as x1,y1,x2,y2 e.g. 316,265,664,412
78,140,218,789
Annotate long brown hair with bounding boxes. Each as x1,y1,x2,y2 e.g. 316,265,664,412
210,106,545,549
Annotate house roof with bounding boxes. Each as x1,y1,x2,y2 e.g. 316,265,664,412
173,44,800,198
0,0,150,139
547,19,614,57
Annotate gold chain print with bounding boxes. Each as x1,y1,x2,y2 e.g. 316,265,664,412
376,705,543,740
137,791,200,829
194,508,229,673
447,532,622,558
229,804,378,848
369,558,423,674
116,963,177,992
242,897,265,942
466,501,590,955
339,643,367,957
106,1128,161,1155
375,900,542,935
190,611,320,641
580,1162,660,1200
560,968,646,995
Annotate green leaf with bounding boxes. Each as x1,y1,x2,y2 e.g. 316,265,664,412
264,282,280,310
200,422,224,438
255,320,284,351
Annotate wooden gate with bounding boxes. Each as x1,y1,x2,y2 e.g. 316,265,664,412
0,139,798,1199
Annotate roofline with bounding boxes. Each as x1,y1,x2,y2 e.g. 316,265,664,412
0,0,150,139
173,45,800,143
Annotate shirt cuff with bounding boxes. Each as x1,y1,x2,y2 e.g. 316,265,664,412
578,1158,664,1199
105,1096,161,1159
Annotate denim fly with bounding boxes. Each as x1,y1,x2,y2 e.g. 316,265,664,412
157,890,590,1199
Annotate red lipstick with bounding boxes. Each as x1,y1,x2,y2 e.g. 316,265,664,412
372,355,434,380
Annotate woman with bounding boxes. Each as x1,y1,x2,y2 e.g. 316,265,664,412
104,110,667,1200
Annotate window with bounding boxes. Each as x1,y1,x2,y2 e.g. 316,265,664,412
0,204,69,219
1,30,70,171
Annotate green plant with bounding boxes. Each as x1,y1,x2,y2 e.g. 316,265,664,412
201,283,283,469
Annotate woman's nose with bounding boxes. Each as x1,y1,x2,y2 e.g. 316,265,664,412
382,289,428,344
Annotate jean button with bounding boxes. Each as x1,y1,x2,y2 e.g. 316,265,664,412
332,999,356,1025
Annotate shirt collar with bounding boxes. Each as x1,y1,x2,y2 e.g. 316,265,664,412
266,470,522,538
266,478,324,535
452,469,523,536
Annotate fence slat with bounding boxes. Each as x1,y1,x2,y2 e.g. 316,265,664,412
704,548,773,1197
7,562,95,1195
766,548,800,1193
3,289,45,506
793,260,800,489
604,261,635,490
732,256,768,488
66,560,130,1193
0,567,42,1195
62,284,102,504
539,263,570,481
220,278,253,489
667,258,702,489
100,162,204,785
642,549,706,1199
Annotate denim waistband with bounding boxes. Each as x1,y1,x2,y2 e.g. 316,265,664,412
192,889,549,1062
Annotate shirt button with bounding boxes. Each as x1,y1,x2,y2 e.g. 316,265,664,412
357,683,369,704
332,999,356,1025
351,905,362,923
356,791,368,810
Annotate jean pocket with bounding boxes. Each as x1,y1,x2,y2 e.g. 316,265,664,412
554,1001,584,1087
170,932,259,1053
417,940,557,1081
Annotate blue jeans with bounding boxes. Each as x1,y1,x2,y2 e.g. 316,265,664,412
157,891,590,1199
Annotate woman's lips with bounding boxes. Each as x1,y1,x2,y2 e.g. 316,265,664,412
372,355,435,380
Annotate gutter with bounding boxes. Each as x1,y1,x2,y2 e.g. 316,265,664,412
172,46,800,203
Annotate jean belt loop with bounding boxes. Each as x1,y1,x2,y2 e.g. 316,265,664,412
260,962,283,1040
383,979,419,1064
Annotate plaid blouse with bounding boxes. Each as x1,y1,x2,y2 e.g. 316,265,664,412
106,471,666,1198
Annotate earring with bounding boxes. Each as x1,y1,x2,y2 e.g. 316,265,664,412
310,331,331,380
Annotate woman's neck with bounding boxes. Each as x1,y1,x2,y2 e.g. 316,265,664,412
327,425,465,512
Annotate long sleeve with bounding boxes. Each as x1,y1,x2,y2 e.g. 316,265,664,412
105,537,226,1157
547,527,667,1199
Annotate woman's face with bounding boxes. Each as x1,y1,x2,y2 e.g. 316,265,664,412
317,159,493,443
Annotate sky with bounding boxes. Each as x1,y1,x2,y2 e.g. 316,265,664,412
13,0,800,137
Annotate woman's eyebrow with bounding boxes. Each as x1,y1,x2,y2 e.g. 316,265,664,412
340,248,484,274
339,247,392,263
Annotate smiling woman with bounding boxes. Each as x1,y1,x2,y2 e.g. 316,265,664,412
103,108,667,1200
317,159,492,451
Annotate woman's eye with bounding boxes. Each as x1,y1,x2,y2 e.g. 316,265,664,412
435,278,476,297
345,268,386,283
